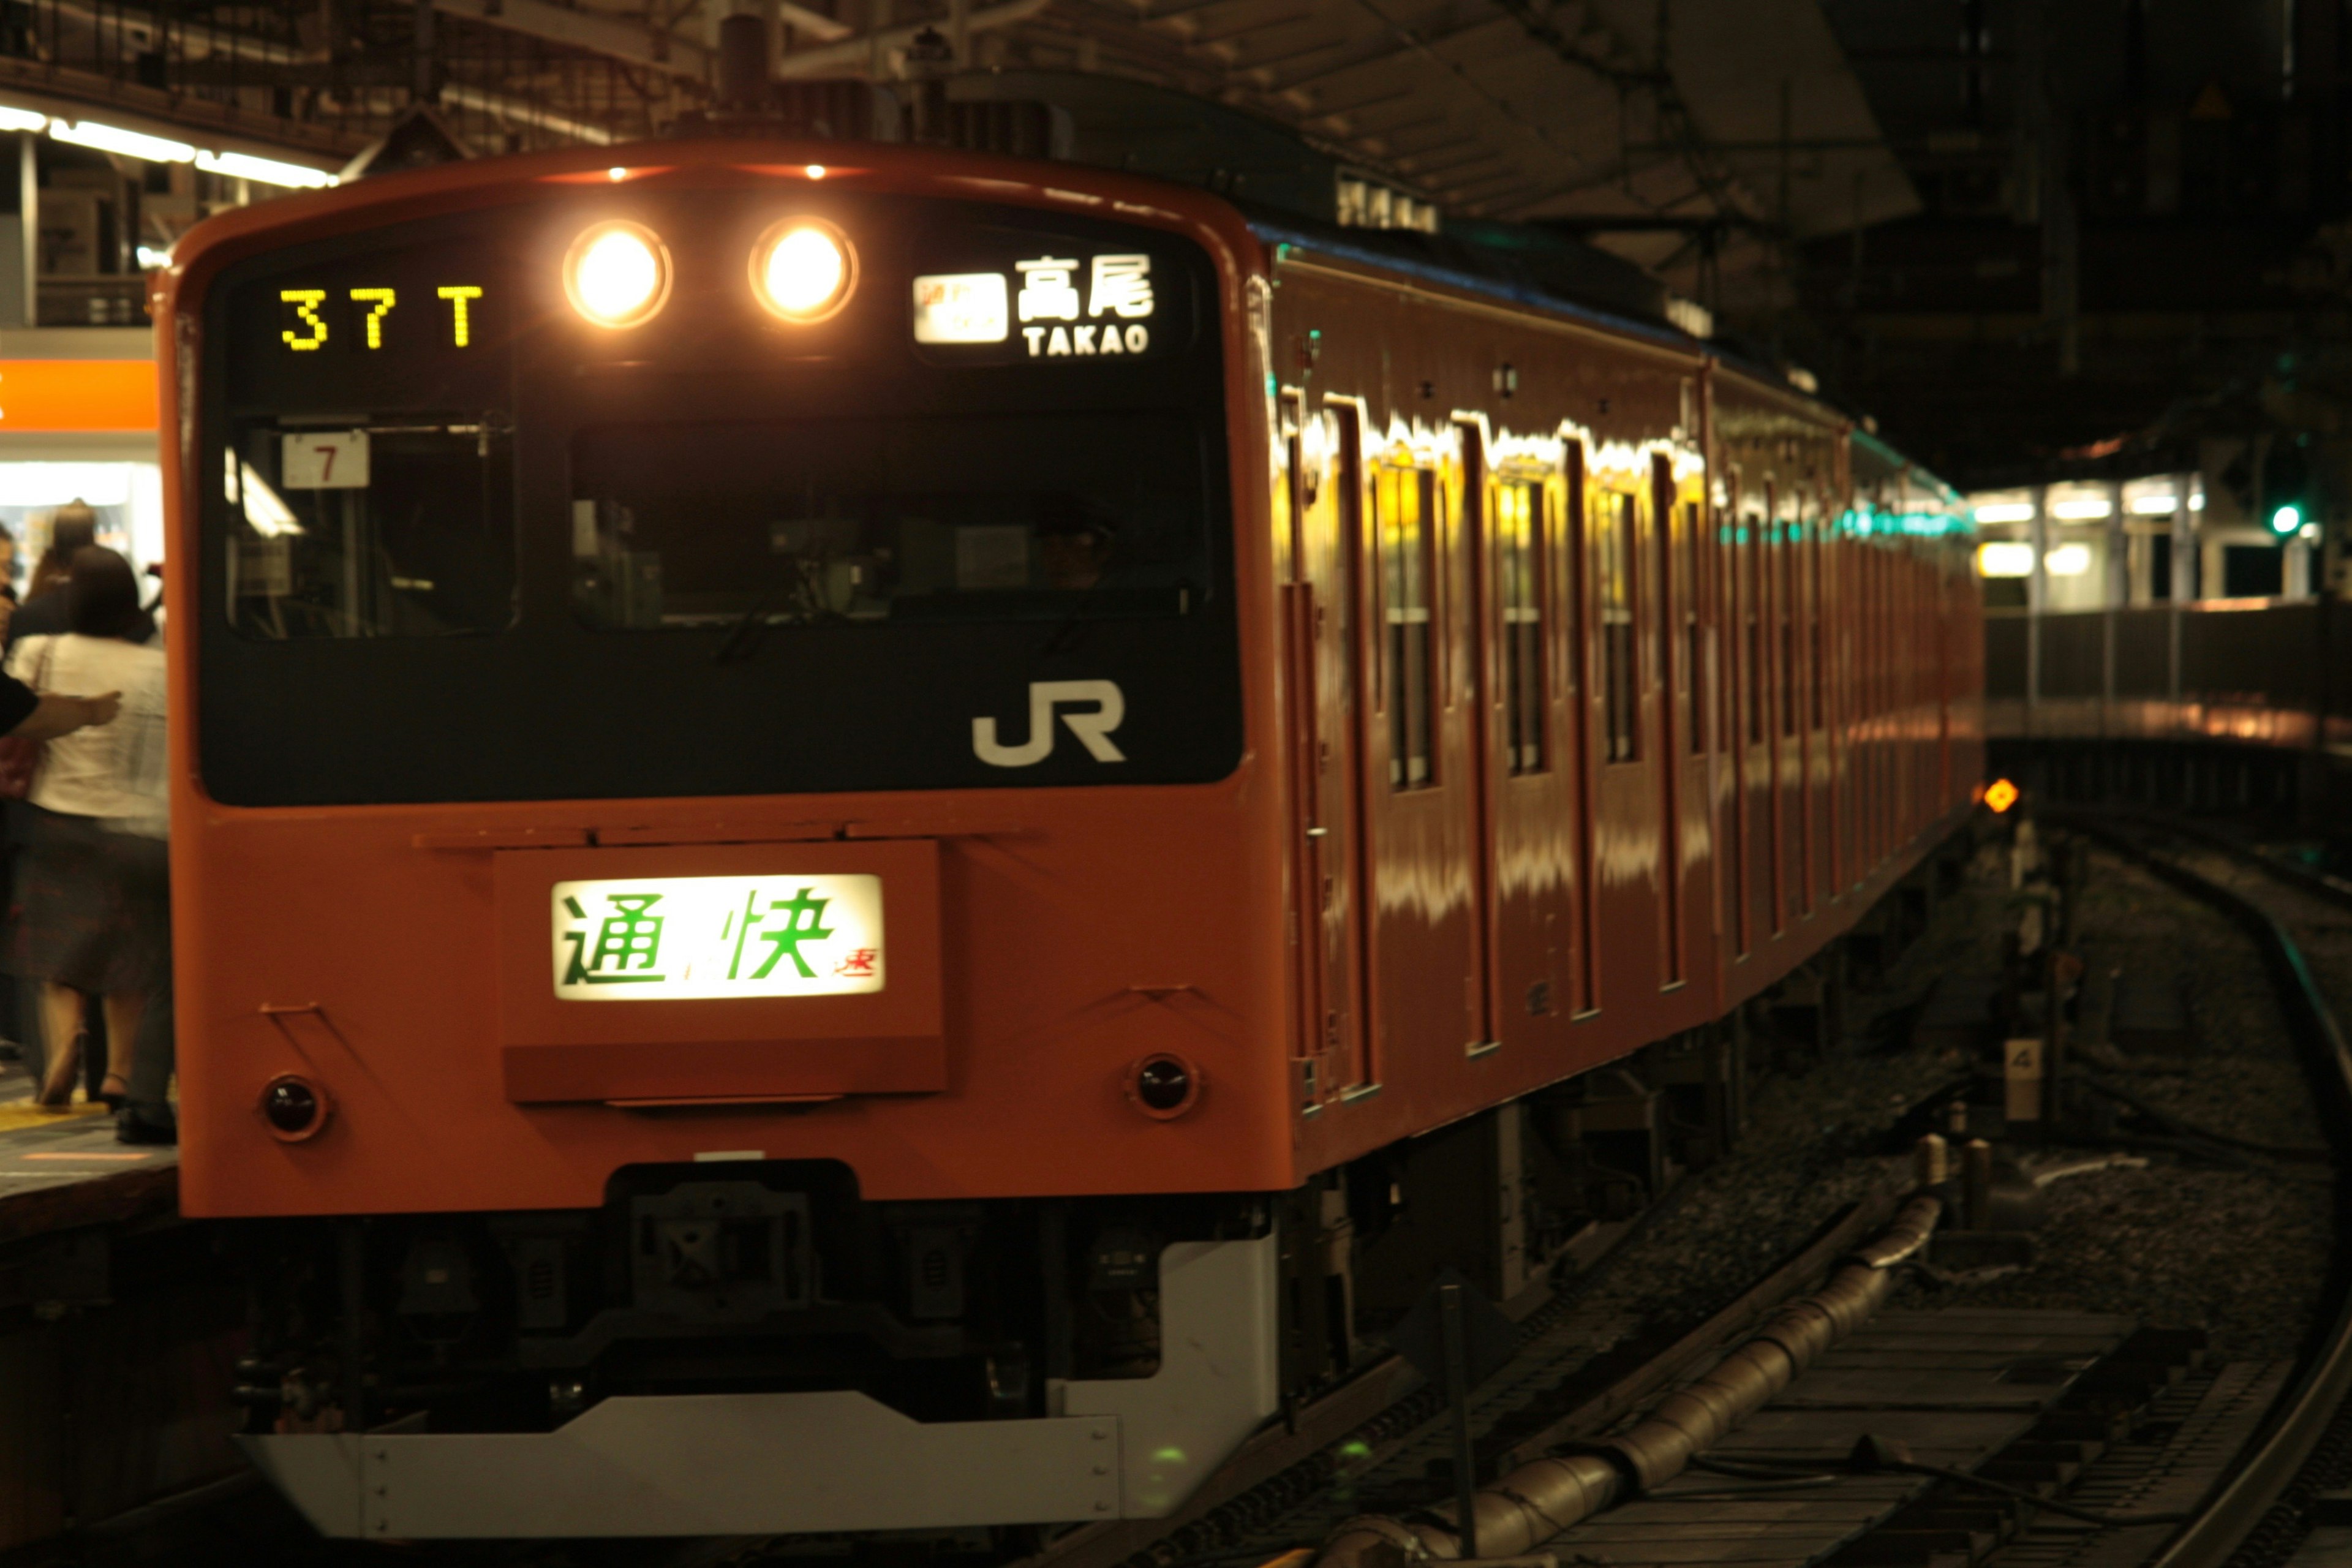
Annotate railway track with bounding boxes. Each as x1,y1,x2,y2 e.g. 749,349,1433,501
36,812,2352,1568
985,811,2352,1568
2059,812,2352,1568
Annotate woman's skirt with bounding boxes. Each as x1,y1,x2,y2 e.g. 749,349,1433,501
9,805,168,993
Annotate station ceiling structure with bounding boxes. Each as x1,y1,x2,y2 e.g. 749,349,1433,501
2,0,2344,506
0,0,1912,276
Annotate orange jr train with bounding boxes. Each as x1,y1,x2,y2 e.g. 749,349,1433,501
158,81,1980,1539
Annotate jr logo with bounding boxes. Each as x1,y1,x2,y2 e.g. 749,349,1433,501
973,680,1127,767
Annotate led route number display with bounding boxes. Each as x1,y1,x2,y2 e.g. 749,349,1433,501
552,873,885,1002
278,285,486,353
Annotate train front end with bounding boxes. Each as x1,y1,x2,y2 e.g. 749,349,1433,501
159,140,1287,1538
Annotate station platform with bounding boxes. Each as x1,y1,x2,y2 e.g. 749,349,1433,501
0,1058,232,1557
0,1096,176,1243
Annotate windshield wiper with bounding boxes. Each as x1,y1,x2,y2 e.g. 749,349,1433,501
715,583,787,664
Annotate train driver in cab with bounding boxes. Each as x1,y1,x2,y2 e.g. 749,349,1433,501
1038,497,1118,592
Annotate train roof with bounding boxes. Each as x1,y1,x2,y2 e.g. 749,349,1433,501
1248,210,1966,522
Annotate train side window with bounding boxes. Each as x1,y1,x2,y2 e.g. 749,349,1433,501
1601,491,1638,763
225,418,516,638
1499,479,1546,774
1380,466,1437,789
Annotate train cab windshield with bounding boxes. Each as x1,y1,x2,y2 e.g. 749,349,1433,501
194,190,1242,807
567,411,1205,631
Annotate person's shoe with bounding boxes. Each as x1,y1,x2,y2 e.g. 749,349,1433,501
114,1104,175,1145
97,1073,129,1111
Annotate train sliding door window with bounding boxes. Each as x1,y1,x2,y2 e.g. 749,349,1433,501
1600,491,1639,763
1498,480,1546,774
1378,466,1438,790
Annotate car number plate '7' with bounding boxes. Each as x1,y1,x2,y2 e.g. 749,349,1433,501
552,873,884,1001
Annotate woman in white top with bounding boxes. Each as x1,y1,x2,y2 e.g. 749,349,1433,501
6,548,167,1110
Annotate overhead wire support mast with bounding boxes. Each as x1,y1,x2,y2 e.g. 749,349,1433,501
1480,0,1749,231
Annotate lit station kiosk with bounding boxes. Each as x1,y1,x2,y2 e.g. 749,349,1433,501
0,338,162,586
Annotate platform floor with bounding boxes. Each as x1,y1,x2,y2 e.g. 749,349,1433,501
0,1054,175,1243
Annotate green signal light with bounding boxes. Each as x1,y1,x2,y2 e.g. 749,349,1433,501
2272,503,2304,535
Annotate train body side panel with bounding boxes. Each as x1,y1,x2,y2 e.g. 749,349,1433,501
1277,265,1981,1181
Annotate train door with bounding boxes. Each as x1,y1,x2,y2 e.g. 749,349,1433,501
1724,484,1755,959
1936,545,1954,807
1649,454,1685,986
1458,429,1500,1049
1363,436,1483,1074
1777,492,1805,921
1681,483,1713,987
1288,396,1374,1097
1821,503,1844,895
1468,434,1577,1048
1759,484,1785,937
1280,395,1318,1093
1795,499,1819,916
1567,445,1602,1012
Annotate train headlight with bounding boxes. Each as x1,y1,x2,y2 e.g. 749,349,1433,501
565,221,670,328
750,219,855,322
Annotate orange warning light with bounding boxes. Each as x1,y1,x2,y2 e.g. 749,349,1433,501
1985,778,2020,813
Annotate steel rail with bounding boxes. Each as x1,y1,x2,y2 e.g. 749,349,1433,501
1017,1188,1910,1568
2051,810,2352,1568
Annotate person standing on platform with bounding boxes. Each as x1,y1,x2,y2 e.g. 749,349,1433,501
6,548,162,1111
11,507,120,652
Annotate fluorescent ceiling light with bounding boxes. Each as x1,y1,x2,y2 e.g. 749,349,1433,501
0,107,44,134
51,118,193,163
0,461,134,508
2049,497,2113,521
2045,543,2093,576
1977,541,2034,578
1973,502,2035,524
2130,494,2179,514
2190,492,2206,510
197,149,336,189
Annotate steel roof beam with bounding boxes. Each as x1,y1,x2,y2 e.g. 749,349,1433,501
774,0,1052,75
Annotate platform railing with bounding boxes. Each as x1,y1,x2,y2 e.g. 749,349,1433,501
1985,598,2342,752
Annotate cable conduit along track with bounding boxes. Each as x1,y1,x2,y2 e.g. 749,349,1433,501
2047,810,2352,1568
1306,1193,1945,1568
